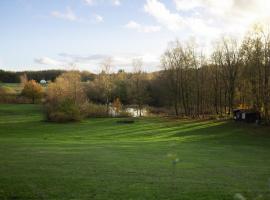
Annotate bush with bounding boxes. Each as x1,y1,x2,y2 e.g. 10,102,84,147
47,111,74,123
0,95,31,104
21,80,43,104
45,72,88,122
148,107,173,116
45,99,83,122
84,103,132,118
85,102,109,118
118,111,132,118
0,86,16,95
0,86,31,104
117,119,135,124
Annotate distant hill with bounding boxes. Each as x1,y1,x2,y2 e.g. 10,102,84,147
0,69,96,83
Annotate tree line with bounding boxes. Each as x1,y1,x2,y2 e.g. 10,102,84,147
0,70,94,83
87,24,269,122
1,24,270,122
86,24,270,121
160,24,270,122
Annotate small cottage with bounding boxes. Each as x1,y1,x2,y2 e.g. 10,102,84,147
40,79,47,85
233,109,261,123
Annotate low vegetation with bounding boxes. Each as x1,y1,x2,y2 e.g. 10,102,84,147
0,83,30,104
0,69,94,83
1,25,270,123
0,104,270,200
21,80,44,104
2,1,270,199
45,72,88,122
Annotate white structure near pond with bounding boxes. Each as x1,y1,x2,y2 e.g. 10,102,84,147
125,108,148,117
109,107,148,117
40,79,47,85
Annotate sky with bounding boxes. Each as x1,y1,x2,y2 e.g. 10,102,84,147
1,0,270,73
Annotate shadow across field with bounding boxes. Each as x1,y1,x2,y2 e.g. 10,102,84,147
1,104,270,200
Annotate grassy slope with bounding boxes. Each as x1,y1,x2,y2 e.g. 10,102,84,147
0,104,270,200
0,83,22,94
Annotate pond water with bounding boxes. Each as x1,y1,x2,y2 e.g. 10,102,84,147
109,107,148,117
125,108,148,117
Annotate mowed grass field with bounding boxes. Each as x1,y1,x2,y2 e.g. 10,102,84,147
1,104,270,200
0,83,22,94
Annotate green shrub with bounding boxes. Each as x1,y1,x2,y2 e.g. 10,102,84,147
47,111,73,123
85,102,109,118
0,86,31,104
0,86,16,95
118,111,132,118
46,99,83,122
148,107,172,116
21,80,43,104
45,72,88,122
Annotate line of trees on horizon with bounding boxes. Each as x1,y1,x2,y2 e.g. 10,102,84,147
0,69,95,83
160,24,270,122
1,24,270,123
84,24,270,122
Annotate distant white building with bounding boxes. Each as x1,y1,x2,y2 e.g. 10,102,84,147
40,79,47,85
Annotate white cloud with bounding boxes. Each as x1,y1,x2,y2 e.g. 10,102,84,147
34,53,160,73
125,20,161,33
142,0,270,51
112,0,121,6
35,57,63,66
58,53,110,63
102,53,160,72
144,0,184,31
174,0,233,15
84,0,94,5
51,7,104,24
143,0,220,47
174,0,270,19
84,0,121,6
94,14,104,23
173,0,270,37
51,7,77,21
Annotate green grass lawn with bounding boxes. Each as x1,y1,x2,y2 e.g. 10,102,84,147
1,104,270,200
0,83,22,94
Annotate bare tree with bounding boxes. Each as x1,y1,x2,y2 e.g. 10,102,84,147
45,71,87,122
241,25,264,111
260,25,270,122
162,40,196,116
132,58,147,116
100,58,114,114
20,73,28,88
161,41,183,116
213,37,241,115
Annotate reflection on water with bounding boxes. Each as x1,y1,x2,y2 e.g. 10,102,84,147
125,108,148,117
109,107,148,117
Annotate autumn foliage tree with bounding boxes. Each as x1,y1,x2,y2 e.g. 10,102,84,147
45,71,88,122
131,58,149,116
113,97,122,115
20,73,28,87
21,80,43,104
